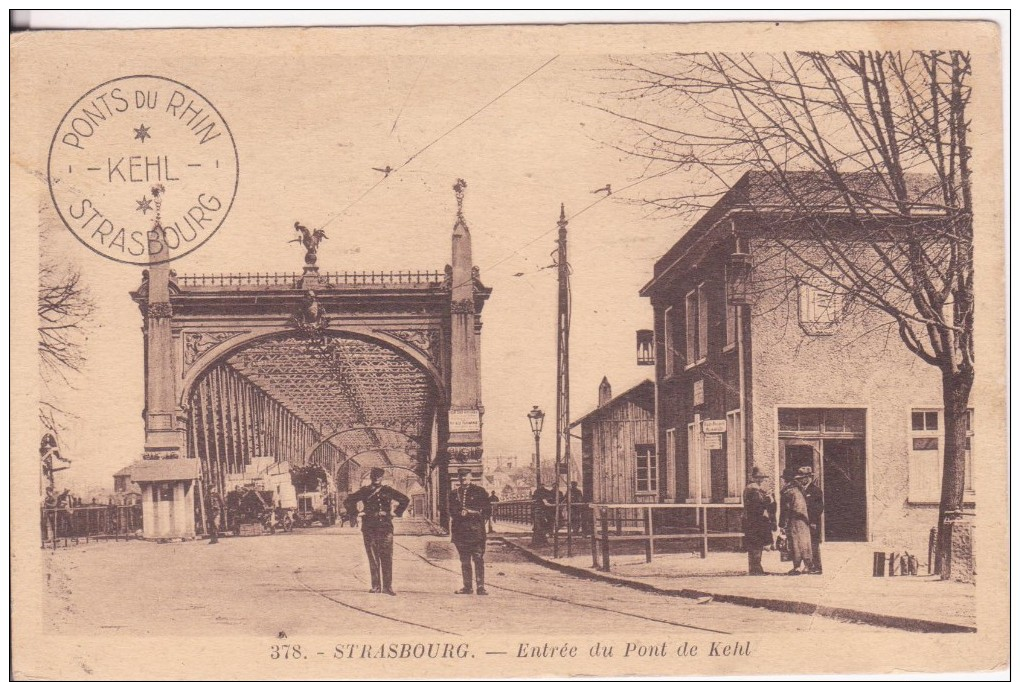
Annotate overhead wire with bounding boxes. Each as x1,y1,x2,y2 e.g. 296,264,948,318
317,54,560,232
451,164,683,294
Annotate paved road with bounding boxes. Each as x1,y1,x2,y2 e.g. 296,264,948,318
45,521,882,637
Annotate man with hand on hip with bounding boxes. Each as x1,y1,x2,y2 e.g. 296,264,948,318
345,467,409,596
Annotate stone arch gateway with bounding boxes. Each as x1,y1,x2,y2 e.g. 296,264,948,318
130,186,490,532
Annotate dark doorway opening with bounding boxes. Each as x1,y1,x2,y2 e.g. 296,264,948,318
822,439,867,541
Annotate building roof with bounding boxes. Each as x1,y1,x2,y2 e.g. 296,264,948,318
113,465,135,478
128,458,201,483
570,379,654,429
640,171,942,297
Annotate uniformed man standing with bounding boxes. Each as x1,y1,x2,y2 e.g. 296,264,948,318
344,468,409,595
449,468,492,596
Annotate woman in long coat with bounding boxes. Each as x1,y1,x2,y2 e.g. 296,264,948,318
780,470,813,575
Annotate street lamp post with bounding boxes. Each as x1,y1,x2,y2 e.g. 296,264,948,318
528,406,545,546
528,406,545,488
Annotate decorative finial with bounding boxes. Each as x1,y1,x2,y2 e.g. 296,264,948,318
558,203,567,227
289,222,328,267
454,178,467,216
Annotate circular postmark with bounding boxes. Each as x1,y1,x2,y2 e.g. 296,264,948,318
48,75,239,265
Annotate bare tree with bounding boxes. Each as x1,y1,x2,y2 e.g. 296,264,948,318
38,260,95,433
598,51,972,573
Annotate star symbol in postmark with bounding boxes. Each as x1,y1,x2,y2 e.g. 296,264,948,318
134,124,151,143
136,196,153,214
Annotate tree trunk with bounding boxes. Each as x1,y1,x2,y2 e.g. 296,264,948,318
935,366,974,575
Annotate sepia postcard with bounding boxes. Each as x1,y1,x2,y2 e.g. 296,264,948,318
9,19,1007,680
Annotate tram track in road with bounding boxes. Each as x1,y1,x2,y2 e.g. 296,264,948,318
292,568,463,637
392,540,733,636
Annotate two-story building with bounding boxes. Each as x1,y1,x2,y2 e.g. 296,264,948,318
641,172,972,552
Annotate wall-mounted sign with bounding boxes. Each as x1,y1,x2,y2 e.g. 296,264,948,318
693,379,705,406
449,409,481,433
702,433,723,450
702,419,726,434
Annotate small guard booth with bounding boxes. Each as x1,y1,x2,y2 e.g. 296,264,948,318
130,458,201,540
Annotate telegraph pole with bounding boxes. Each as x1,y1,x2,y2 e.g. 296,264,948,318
554,204,573,558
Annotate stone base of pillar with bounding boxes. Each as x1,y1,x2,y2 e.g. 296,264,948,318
300,266,320,288
939,515,976,583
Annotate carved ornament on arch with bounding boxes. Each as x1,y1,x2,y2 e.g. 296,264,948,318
379,328,442,365
183,330,248,367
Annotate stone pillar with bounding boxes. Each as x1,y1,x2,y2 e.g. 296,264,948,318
143,258,184,456
447,179,483,482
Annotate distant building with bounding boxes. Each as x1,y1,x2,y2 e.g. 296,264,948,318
573,378,656,504
113,466,135,494
482,468,532,501
111,466,142,505
640,171,973,550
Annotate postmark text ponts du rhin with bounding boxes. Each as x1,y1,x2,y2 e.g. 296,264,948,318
48,75,239,265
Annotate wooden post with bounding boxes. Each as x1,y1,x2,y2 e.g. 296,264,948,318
645,506,654,563
590,506,599,569
600,509,611,572
701,504,709,559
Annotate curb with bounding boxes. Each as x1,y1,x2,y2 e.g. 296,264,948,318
499,537,975,634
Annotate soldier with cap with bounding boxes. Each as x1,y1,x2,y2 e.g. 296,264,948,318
344,467,409,595
449,468,492,595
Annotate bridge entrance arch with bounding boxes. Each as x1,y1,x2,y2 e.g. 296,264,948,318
130,181,490,533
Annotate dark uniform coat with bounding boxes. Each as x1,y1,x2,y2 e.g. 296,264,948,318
742,482,776,548
448,483,491,550
344,484,410,532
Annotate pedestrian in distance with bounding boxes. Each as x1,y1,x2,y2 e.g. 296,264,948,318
449,468,492,595
566,481,584,534
531,481,555,547
344,468,409,596
742,467,777,575
779,467,813,575
207,484,224,544
796,466,825,574
486,490,499,533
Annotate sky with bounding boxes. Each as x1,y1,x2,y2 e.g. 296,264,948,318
30,31,705,490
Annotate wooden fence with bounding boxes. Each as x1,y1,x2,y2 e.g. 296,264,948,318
590,503,745,571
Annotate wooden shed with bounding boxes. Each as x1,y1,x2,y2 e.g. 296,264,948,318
573,378,657,504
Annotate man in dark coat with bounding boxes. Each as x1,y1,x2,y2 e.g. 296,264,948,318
742,467,777,575
531,481,555,546
566,481,585,534
797,466,825,574
344,468,409,595
449,468,492,595
207,485,224,544
486,490,499,533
